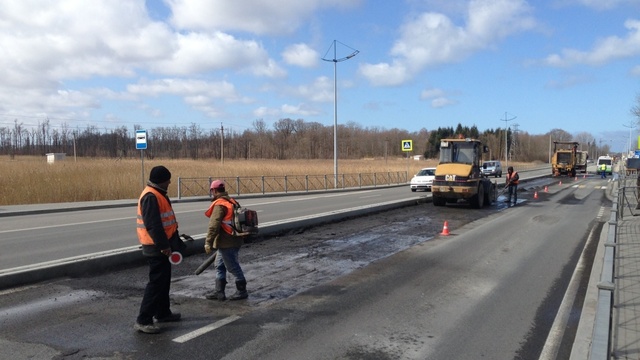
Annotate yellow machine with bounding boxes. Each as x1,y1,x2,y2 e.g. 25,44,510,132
431,138,496,208
551,141,579,177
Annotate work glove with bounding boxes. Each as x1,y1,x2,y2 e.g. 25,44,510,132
204,243,213,255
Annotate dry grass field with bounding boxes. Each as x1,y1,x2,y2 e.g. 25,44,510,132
1,155,439,205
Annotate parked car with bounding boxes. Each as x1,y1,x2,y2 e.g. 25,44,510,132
482,160,503,177
410,167,436,192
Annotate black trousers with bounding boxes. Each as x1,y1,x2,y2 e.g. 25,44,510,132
137,255,172,325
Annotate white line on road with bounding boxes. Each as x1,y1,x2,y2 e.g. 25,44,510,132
172,315,242,343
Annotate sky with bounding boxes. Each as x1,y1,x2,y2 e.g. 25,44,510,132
1,0,640,152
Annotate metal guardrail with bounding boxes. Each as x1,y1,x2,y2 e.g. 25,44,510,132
176,171,409,199
590,191,616,359
590,167,637,359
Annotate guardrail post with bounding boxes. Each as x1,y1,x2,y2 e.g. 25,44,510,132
235,177,240,196
305,175,309,192
285,175,288,193
261,176,265,194
178,176,182,199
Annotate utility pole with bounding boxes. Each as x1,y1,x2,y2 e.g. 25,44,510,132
220,123,224,165
511,123,519,161
500,112,516,169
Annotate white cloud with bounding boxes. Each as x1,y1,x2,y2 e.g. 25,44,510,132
431,97,457,108
293,76,334,102
420,88,446,99
127,79,240,100
282,43,320,68
281,103,321,116
420,88,456,108
359,0,536,86
543,19,640,67
149,32,281,76
253,106,280,118
252,102,322,118
126,78,252,118
166,0,361,35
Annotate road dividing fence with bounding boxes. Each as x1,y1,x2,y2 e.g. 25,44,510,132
177,171,409,199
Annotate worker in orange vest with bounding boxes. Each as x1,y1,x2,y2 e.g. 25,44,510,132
505,166,520,204
134,165,183,334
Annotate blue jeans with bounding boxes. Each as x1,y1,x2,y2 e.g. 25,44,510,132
215,247,245,282
508,185,518,202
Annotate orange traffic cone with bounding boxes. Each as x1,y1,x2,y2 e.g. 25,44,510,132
559,180,562,185
534,191,538,199
574,176,578,181
440,221,450,236
544,186,548,192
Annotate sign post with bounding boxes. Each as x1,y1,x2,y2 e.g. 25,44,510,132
402,140,413,180
136,130,148,188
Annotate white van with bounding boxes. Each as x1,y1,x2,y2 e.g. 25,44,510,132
597,156,613,175
481,160,502,177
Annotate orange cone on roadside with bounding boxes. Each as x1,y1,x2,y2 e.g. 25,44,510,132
575,176,578,181
534,191,538,199
440,221,450,236
544,186,548,192
559,180,562,185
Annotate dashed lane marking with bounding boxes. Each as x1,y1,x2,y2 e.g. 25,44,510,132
172,315,241,343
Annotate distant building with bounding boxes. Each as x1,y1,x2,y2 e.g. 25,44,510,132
46,153,66,164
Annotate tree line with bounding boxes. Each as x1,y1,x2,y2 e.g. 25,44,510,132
0,117,616,162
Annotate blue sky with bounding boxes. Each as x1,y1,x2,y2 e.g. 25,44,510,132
1,0,639,152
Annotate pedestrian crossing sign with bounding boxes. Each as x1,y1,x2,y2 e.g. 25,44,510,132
402,140,412,152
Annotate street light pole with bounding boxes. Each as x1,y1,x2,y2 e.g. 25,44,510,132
323,40,359,188
623,121,636,156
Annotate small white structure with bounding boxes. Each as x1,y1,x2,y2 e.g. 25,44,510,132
413,155,424,161
46,153,66,164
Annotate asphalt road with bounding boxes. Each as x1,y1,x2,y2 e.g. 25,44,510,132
0,166,610,359
0,166,554,272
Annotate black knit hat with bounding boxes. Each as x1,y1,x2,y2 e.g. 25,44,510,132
149,165,171,184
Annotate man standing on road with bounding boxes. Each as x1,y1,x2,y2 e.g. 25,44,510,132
134,165,182,334
204,180,248,301
505,166,519,204
600,163,607,178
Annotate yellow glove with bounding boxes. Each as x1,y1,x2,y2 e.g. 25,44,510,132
204,244,212,255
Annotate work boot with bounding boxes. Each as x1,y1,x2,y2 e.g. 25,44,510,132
134,322,161,334
206,279,227,301
229,280,248,300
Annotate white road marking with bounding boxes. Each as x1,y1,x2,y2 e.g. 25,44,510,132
172,315,241,343
1,191,370,233
0,216,133,234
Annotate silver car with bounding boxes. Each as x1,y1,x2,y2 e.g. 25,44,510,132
410,167,436,192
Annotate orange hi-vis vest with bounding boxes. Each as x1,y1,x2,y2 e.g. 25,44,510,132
205,197,238,235
137,186,178,245
507,171,519,185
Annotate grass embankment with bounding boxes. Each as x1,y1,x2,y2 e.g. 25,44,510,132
1,156,439,205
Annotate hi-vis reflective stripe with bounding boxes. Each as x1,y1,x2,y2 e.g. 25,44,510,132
135,213,177,228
